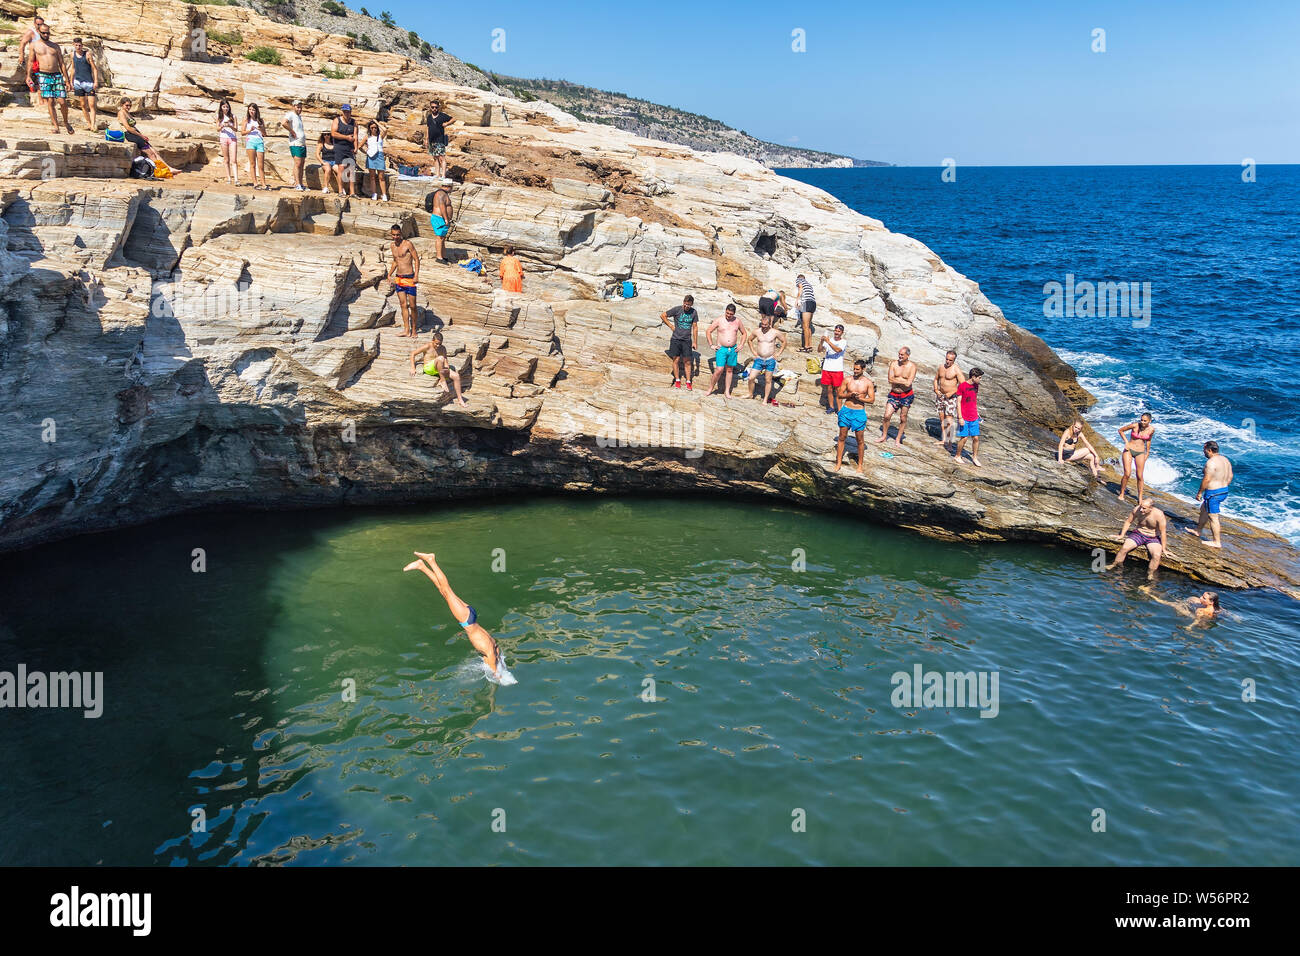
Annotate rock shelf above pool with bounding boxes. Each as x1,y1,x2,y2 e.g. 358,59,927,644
2,0,1297,598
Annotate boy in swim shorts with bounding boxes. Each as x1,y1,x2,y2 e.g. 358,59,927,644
404,551,506,679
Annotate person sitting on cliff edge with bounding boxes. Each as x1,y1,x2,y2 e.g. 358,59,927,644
410,331,468,406
1107,498,1169,580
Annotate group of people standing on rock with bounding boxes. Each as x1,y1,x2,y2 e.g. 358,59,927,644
18,16,101,136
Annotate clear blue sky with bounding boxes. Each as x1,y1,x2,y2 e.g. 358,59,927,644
378,0,1299,165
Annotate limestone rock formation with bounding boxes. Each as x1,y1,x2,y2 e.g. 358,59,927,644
1,0,1297,598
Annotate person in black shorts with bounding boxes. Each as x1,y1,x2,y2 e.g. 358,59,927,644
423,101,455,179
330,104,358,197
660,294,700,389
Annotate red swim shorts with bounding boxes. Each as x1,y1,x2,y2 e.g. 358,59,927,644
820,370,844,387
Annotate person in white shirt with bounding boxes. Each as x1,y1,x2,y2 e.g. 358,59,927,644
818,324,847,415
280,100,307,191
360,119,389,201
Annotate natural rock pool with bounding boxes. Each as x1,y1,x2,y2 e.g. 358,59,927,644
1,497,1296,865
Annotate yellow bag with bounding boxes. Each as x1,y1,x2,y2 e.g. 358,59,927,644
152,158,174,180
805,356,822,375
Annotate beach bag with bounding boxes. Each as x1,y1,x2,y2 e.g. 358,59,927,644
805,356,823,375
461,258,484,275
105,128,125,143
129,155,155,179
152,157,174,180
621,280,637,298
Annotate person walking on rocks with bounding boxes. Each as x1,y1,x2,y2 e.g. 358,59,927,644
818,324,847,415
499,245,524,292
244,102,268,189
951,366,984,466
69,38,99,132
387,224,420,338
423,101,455,179
1056,419,1101,479
19,16,46,106
932,349,965,451
1186,440,1234,549
661,294,700,390
403,552,512,683
30,23,72,134
217,99,240,185
749,314,787,406
706,303,748,398
833,359,876,473
794,273,817,351
409,331,468,406
331,104,359,197
875,346,918,445
1108,498,1169,579
429,183,452,263
281,100,308,191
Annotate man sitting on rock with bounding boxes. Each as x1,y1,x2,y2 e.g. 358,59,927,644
386,224,420,337
410,331,468,406
1108,498,1169,579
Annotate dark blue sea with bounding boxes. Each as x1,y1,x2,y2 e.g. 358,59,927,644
784,166,1300,544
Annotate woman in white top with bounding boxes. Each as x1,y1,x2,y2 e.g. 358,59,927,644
216,98,239,185
360,119,389,202
818,323,847,415
244,102,267,189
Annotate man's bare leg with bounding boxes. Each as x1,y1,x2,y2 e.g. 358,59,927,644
833,426,847,472
444,369,468,406
1206,512,1223,548
874,407,893,443
894,408,909,446
1146,543,1163,579
1106,540,1136,571
854,429,865,472
404,553,498,671
969,435,981,466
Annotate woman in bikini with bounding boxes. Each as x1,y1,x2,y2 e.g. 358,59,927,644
1057,419,1101,479
403,552,505,679
116,98,161,164
1140,586,1221,627
1117,412,1155,502
216,99,239,185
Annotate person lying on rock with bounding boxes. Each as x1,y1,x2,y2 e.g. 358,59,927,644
1107,498,1169,579
404,552,510,682
409,332,468,406
1057,419,1101,479
387,224,420,337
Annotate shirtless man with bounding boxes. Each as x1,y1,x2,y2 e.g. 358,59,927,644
833,359,876,473
429,184,452,264
403,552,508,680
1107,498,1169,579
19,16,45,105
410,331,468,405
932,349,966,451
748,314,786,405
386,224,420,337
1186,440,1234,549
31,24,73,134
706,303,748,398
875,346,918,445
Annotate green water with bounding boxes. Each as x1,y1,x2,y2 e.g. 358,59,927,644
1,497,1297,865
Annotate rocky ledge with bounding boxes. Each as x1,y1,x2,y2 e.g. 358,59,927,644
2,0,1298,598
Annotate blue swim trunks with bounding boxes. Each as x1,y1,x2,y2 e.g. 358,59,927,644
459,604,477,628
752,356,777,373
957,418,980,438
1203,486,1230,514
838,406,867,431
429,214,449,237
715,345,739,367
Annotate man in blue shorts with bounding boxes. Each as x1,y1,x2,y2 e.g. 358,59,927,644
1187,440,1234,549
748,313,787,405
834,359,875,473
705,303,748,398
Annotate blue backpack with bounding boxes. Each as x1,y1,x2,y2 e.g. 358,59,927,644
621,280,637,298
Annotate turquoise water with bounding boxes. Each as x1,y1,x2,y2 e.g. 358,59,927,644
1,498,1297,865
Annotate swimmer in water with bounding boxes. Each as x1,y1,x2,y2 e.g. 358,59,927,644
404,552,503,677
1140,586,1221,626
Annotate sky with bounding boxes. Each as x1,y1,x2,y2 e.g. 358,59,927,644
377,0,1300,166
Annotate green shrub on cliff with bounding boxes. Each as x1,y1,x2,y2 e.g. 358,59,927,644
246,46,282,65
320,0,347,15
208,29,243,46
